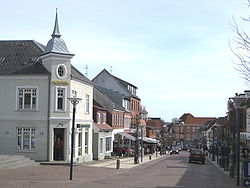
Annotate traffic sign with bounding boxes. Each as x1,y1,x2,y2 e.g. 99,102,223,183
244,179,250,186
243,160,250,178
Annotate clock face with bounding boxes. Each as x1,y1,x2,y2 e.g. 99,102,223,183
57,64,67,78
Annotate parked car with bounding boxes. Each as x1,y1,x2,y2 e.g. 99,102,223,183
170,147,179,155
189,149,205,164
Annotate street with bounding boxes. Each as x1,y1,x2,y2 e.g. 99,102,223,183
79,151,238,188
0,152,239,188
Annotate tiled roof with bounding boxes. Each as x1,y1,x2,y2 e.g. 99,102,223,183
0,40,91,85
180,113,216,125
92,69,140,99
94,85,125,111
0,40,48,75
71,65,92,85
94,122,113,131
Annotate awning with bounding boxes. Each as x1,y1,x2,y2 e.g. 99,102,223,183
117,132,135,141
142,137,158,144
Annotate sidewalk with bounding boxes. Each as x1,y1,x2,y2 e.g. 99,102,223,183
207,156,231,177
84,153,166,169
0,153,167,188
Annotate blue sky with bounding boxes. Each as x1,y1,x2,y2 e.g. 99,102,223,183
1,0,249,121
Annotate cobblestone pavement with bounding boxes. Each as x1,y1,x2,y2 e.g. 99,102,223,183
0,152,239,188
0,154,165,188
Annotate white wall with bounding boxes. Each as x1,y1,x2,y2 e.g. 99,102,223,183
0,76,49,160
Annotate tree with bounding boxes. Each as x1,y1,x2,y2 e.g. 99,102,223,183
231,0,250,83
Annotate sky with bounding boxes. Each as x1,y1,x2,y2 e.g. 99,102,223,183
1,0,250,121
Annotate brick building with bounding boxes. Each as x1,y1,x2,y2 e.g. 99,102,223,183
173,113,216,149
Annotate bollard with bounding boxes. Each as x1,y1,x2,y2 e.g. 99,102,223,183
149,154,151,160
116,159,120,169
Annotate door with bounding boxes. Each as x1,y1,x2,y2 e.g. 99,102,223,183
54,128,64,161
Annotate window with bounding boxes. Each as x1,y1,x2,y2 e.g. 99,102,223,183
17,128,36,150
56,87,66,111
97,112,101,123
85,94,90,114
78,128,82,156
100,137,104,154
17,88,38,110
180,127,184,134
192,127,196,132
103,113,107,124
105,137,112,152
85,129,88,154
56,64,67,78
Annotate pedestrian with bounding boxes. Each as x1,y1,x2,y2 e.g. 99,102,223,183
55,138,63,160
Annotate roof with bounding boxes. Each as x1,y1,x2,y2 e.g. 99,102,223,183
0,40,92,86
201,120,216,131
180,113,216,125
94,85,125,111
43,11,72,56
94,122,113,131
0,40,48,75
71,65,92,85
92,69,140,99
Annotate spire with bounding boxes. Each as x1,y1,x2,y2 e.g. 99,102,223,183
42,9,73,55
51,8,61,38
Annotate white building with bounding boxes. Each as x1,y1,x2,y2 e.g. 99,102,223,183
0,12,93,163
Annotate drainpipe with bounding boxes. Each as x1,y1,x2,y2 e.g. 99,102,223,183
47,76,51,161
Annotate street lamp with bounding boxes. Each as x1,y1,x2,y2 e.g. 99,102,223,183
134,115,140,164
140,125,144,163
68,97,82,180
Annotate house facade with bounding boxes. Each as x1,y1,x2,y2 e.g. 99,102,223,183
172,113,216,149
92,88,113,160
92,69,140,132
0,12,93,163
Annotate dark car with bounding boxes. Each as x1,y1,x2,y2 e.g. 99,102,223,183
189,149,205,164
170,147,179,155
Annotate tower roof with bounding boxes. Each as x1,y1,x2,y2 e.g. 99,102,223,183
51,9,61,38
43,10,72,55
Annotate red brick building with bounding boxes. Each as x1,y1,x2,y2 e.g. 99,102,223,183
173,113,216,148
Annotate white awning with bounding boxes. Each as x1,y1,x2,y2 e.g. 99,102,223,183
117,132,135,141
142,137,158,144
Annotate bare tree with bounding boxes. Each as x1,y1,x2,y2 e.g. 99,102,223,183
231,0,250,84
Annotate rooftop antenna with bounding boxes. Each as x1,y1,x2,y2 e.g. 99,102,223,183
84,65,88,76
110,66,113,74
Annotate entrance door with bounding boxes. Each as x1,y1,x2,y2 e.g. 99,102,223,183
54,128,64,161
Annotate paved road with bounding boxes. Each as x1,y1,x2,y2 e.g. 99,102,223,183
0,152,239,188
76,152,238,188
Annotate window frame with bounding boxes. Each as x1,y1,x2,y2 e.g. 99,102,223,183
97,112,101,124
55,86,67,112
17,128,36,151
100,137,104,154
85,94,90,114
84,128,89,154
105,137,112,152
103,113,107,124
77,127,82,156
56,64,67,79
16,86,39,111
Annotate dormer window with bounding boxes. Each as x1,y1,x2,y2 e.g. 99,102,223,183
56,64,67,79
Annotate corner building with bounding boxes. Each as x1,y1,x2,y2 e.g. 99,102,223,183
0,12,93,163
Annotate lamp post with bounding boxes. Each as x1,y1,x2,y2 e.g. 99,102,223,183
134,116,139,164
212,126,216,161
140,125,144,163
68,97,82,181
